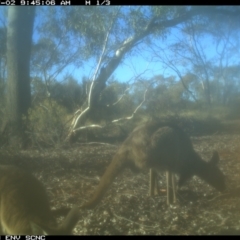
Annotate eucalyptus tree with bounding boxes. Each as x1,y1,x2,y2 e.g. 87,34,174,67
3,7,35,147
3,6,240,147
146,6,240,108
65,6,240,142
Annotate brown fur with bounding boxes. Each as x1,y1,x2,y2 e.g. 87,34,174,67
81,121,225,209
0,165,80,235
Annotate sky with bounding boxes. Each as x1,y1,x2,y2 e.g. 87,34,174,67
61,28,224,85
0,6,239,85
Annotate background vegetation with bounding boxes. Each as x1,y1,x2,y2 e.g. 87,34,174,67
0,6,239,148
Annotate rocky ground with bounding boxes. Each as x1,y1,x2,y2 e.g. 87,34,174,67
1,132,240,235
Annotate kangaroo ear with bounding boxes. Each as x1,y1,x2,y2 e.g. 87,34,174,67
209,151,219,165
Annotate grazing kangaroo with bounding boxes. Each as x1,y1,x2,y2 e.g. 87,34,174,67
81,121,225,208
0,165,80,235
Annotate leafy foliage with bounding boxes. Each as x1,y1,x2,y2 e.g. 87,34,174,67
2,6,240,147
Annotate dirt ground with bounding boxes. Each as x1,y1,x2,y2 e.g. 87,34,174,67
1,132,240,235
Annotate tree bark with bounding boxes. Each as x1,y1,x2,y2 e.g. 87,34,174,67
3,7,35,147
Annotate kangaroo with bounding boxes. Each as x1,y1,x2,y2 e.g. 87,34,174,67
0,165,80,235
81,121,225,208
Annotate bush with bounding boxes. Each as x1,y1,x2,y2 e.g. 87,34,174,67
26,99,70,147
